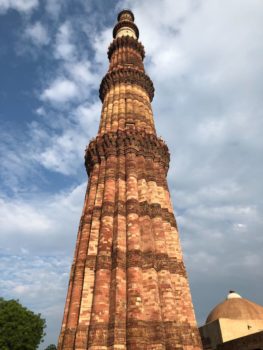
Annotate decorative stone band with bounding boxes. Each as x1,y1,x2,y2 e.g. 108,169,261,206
85,130,169,175
99,67,154,102
108,36,145,60
80,200,177,228
80,250,186,276
94,170,168,188
61,321,200,347
113,20,139,39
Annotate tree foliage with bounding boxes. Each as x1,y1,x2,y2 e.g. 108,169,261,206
0,297,46,350
44,345,57,350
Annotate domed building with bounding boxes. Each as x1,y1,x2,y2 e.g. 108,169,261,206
199,291,263,349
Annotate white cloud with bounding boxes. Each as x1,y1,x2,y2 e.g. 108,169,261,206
32,17,102,175
1,0,263,345
0,197,51,234
74,101,100,127
0,0,38,13
35,101,100,174
92,27,112,69
38,130,85,174
35,106,46,116
38,20,99,110
0,182,86,254
0,254,71,348
122,0,263,324
24,21,49,46
45,0,62,18
0,183,86,346
41,78,78,104
54,22,75,61
68,61,95,85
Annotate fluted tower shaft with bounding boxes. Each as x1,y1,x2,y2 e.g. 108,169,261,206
58,10,202,350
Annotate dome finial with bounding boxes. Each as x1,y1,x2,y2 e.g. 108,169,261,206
227,290,242,299
117,9,135,22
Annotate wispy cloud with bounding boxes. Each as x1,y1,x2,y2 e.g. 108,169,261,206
0,181,87,346
0,253,71,348
1,0,263,347
0,0,38,14
24,21,49,46
0,182,86,254
123,0,263,323
54,22,76,61
45,0,63,18
41,78,79,104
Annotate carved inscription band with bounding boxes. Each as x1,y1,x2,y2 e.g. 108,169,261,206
80,200,177,228
62,322,200,347
85,130,170,175
72,249,186,277
108,36,145,60
99,68,154,102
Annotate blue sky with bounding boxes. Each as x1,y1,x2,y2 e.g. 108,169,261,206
0,0,263,348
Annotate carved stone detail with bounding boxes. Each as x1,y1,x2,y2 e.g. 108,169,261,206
99,68,154,102
80,199,178,229
113,20,139,39
85,130,169,175
58,9,203,350
83,321,201,347
83,250,186,276
108,36,145,60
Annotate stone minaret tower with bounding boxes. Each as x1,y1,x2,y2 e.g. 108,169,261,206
58,10,202,350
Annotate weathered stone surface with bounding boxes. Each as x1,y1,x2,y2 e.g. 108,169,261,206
216,330,263,350
58,9,202,350
108,36,145,60
85,130,169,176
99,68,154,102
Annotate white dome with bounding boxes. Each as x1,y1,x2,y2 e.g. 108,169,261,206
227,291,242,299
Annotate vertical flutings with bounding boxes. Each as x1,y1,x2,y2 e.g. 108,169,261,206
58,9,202,350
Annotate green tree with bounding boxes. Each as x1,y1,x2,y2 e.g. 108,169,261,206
0,297,46,350
44,345,57,350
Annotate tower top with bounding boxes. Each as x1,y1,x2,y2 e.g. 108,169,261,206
113,9,139,39
117,9,135,22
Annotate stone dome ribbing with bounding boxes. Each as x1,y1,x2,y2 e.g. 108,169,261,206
206,292,263,324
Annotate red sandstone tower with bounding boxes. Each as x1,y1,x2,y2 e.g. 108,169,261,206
58,10,202,350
